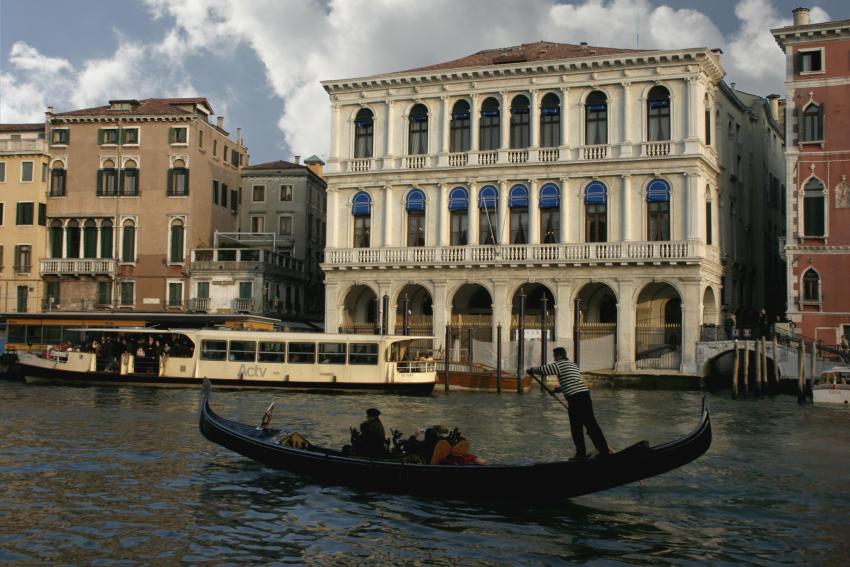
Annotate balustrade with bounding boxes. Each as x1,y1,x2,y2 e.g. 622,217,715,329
40,258,116,275
538,148,559,162
477,151,498,165
349,158,373,172
404,155,426,169
448,153,468,167
581,145,609,160
507,149,528,164
644,141,671,157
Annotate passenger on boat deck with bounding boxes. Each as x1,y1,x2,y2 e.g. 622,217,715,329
528,347,610,461
355,408,387,458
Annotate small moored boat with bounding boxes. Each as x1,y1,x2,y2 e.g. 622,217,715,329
813,366,850,405
198,381,712,499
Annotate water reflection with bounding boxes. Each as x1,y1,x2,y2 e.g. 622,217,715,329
0,383,848,564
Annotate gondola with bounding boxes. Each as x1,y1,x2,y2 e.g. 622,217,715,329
199,381,712,499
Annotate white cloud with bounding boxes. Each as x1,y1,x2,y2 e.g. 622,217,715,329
2,1,829,156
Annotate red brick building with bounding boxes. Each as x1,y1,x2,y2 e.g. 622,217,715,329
773,8,850,346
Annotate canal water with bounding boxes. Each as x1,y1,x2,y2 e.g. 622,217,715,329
0,383,847,565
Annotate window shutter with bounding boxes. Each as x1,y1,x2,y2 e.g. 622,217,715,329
97,129,104,144
120,128,126,144
16,203,22,224
119,170,125,194
167,168,173,194
97,169,103,194
184,169,190,194
135,170,140,195
168,127,176,144
38,203,46,226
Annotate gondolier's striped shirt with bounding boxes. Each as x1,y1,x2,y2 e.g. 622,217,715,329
531,359,589,398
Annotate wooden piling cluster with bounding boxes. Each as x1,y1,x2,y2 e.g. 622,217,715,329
731,335,779,399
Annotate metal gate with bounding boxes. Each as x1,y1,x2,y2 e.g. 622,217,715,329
635,324,681,369
579,322,616,370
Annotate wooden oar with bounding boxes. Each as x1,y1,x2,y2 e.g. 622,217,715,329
528,370,569,411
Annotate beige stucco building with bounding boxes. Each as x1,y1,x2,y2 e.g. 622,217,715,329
320,41,785,375
0,124,50,313
43,98,247,311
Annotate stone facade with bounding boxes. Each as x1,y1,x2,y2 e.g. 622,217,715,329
319,41,784,374
773,9,850,347
43,98,247,312
0,124,50,312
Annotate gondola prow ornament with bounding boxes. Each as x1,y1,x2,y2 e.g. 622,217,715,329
260,402,275,430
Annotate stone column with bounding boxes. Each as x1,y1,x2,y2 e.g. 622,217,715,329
686,76,698,140
383,185,393,248
324,280,341,331
621,174,632,241
432,281,449,349
621,82,632,147
384,99,394,158
560,178,570,243
438,183,450,246
329,103,341,162
440,96,450,154
468,182,479,245
615,279,636,372
498,180,509,244
684,172,700,240
530,89,540,149
500,92,511,150
492,280,511,351
378,280,393,334
555,280,572,345
326,189,339,249
529,179,540,244
470,93,480,151
681,280,701,374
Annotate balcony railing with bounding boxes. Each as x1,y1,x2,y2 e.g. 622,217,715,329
507,149,528,164
581,144,609,160
404,155,427,169
644,141,671,157
0,139,45,153
478,151,498,165
349,158,373,172
234,298,254,312
324,240,713,269
188,297,210,312
40,258,117,276
538,148,559,162
448,153,468,167
190,248,305,276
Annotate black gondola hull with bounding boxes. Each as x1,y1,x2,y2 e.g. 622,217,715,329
199,383,712,499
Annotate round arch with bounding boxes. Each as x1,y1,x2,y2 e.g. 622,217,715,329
341,284,379,332
702,286,719,327
635,281,682,370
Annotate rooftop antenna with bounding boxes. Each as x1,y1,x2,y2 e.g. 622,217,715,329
636,11,640,49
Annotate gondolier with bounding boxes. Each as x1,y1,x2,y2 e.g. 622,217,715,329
528,347,610,461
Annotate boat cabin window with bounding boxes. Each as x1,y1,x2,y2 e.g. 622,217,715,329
349,343,378,365
319,343,346,364
288,342,316,364
8,325,27,344
43,326,62,344
258,341,285,363
229,341,257,362
201,340,228,361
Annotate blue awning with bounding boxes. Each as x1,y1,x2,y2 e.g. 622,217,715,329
481,110,500,118
452,112,470,120
409,114,428,122
511,107,529,114
541,106,560,115
509,185,529,208
479,185,498,210
646,179,670,202
585,181,607,204
352,191,372,216
354,119,372,128
539,183,560,208
406,188,426,212
448,187,468,211
587,104,606,112
648,100,670,109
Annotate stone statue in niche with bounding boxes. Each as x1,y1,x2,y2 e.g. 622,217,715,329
836,180,850,209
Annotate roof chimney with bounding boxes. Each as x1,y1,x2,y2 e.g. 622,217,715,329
216,116,224,129
293,155,301,164
766,94,781,122
236,127,241,145
46,106,54,116
304,155,325,179
792,7,810,26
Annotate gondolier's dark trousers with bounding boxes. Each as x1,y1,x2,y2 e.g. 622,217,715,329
567,391,609,457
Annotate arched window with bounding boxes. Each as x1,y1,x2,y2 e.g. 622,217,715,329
647,86,671,141
50,161,66,197
352,191,371,248
49,220,63,258
479,185,499,244
704,95,712,145
354,108,374,158
98,159,117,196
802,103,823,142
450,100,471,153
121,159,139,196
170,218,185,263
539,183,560,243
705,193,713,246
803,178,825,236
449,187,469,245
65,220,80,258
802,269,820,303
479,98,500,151
585,182,607,243
540,93,561,148
405,188,426,247
168,158,189,197
647,179,671,241
585,91,608,145
101,219,113,259
121,219,136,263
408,104,428,155
509,185,529,244
510,95,530,149
83,219,97,258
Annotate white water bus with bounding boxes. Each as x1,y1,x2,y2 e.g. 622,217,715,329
813,366,850,405
16,328,436,393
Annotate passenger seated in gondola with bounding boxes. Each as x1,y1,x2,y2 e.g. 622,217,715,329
352,408,388,458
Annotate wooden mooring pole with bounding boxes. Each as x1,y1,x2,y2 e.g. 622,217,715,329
761,337,768,391
742,340,750,395
444,325,450,393
732,339,740,399
772,335,779,388
516,290,526,394
811,340,818,392
540,296,548,392
496,323,502,394
754,339,762,395
797,339,806,404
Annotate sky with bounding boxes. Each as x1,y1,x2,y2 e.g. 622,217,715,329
0,0,843,165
